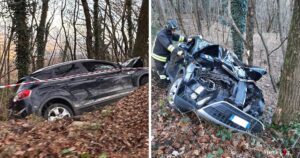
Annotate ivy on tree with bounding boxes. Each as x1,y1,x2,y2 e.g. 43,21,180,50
231,0,248,60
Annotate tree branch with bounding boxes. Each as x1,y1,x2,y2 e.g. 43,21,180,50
254,15,277,93
268,36,288,56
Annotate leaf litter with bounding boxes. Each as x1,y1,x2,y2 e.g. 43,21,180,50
0,85,148,158
151,84,287,158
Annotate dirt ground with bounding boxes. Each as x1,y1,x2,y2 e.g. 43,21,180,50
0,85,148,158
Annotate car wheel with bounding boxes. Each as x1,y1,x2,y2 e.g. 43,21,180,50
167,77,183,109
44,103,74,121
139,75,148,86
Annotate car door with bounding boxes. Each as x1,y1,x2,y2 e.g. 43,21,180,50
81,61,133,103
53,63,97,106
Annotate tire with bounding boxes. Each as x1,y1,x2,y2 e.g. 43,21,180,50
167,76,183,111
44,103,74,121
139,75,148,86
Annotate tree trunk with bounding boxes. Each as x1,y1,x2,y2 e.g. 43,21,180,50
193,0,202,34
93,0,101,59
126,0,133,56
273,0,300,124
156,0,166,26
72,0,79,60
105,0,119,62
36,0,49,69
132,0,148,62
169,0,187,35
10,0,30,79
276,0,286,58
61,0,72,61
121,2,129,57
81,0,94,59
231,0,248,60
246,0,255,65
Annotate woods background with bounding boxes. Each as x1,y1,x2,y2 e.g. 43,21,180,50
0,0,148,84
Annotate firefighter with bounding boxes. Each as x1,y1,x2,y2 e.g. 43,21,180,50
152,19,193,84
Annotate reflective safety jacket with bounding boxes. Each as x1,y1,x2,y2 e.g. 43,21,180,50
152,29,187,63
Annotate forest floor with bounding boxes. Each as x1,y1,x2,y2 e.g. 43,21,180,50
151,85,289,158
151,25,300,157
0,86,148,158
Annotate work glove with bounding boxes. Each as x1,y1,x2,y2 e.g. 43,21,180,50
177,50,184,56
175,47,185,57
187,37,194,43
187,35,203,43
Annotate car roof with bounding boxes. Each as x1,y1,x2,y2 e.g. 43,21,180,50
32,59,117,74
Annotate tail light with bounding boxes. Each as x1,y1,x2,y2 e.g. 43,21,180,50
13,89,32,102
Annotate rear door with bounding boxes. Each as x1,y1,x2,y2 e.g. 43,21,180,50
81,61,134,103
52,63,96,106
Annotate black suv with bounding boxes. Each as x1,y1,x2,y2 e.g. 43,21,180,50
10,57,148,120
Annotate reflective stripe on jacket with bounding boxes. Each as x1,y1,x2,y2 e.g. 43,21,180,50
152,29,187,62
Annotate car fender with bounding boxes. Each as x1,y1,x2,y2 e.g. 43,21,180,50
37,93,76,116
132,69,148,86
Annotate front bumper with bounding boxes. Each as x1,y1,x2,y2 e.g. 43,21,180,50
197,101,265,133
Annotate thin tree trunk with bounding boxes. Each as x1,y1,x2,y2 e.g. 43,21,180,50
276,0,286,58
36,0,49,69
81,0,94,59
93,0,101,59
73,0,79,60
121,2,129,57
61,0,72,61
126,0,133,55
105,0,119,62
246,0,255,65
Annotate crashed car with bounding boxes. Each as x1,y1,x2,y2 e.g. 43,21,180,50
9,57,148,121
167,36,266,134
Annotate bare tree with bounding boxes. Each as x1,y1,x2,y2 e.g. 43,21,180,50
81,0,94,59
36,0,50,69
132,0,148,62
126,0,134,55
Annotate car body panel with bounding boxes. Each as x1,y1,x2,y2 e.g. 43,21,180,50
10,58,148,118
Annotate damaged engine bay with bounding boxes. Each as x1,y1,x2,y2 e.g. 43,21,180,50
167,36,267,134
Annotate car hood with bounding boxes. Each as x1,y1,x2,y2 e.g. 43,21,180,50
121,57,144,68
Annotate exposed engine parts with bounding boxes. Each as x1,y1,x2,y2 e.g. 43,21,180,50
166,36,267,134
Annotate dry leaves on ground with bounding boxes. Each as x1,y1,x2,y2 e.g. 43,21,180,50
0,85,148,158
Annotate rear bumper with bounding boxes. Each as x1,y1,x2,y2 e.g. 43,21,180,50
196,101,265,133
9,99,34,118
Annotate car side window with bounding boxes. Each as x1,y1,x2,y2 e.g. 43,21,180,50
54,64,82,77
32,70,53,80
82,62,115,72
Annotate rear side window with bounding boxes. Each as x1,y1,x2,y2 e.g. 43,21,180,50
54,64,82,78
31,70,53,80
82,62,115,72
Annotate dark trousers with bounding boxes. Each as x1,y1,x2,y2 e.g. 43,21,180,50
154,60,166,77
